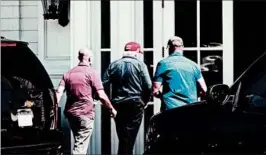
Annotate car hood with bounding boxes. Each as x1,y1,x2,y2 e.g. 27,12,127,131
148,101,223,133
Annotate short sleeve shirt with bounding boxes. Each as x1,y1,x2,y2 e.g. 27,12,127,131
153,52,202,111
58,62,103,119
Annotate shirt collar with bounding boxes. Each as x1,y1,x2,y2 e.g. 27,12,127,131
122,55,138,60
170,52,183,57
78,62,90,66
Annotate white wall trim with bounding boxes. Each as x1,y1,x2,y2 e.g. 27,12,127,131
43,21,70,61
153,0,163,115
197,0,201,65
134,1,144,154
222,1,234,86
162,0,175,58
110,1,145,154
88,1,102,154
38,2,70,61
37,1,45,62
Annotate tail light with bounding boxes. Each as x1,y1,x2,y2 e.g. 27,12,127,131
1,43,17,47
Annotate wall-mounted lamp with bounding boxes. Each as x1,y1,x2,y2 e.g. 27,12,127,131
41,0,70,27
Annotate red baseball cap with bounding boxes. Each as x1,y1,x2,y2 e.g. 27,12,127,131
124,42,143,54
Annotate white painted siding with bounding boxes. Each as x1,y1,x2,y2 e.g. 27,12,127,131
1,1,38,55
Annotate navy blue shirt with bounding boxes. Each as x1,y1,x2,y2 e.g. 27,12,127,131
153,52,202,110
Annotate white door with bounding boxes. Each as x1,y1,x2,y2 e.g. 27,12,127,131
107,1,166,154
97,0,234,155
98,1,166,154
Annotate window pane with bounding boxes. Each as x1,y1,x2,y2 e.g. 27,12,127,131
144,0,153,48
175,0,197,47
101,0,110,48
144,51,154,102
101,51,111,154
183,50,197,63
200,51,223,87
200,0,222,47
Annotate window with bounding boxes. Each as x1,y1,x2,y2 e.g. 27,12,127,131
175,0,197,47
101,0,110,49
175,0,223,88
101,0,111,153
101,51,111,154
183,51,197,63
200,1,222,47
200,50,223,87
144,0,153,48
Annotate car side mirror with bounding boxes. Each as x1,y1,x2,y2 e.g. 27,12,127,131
207,84,229,104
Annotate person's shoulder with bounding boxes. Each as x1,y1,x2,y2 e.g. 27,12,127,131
182,56,198,67
134,58,145,65
105,59,121,71
157,58,168,66
110,58,123,66
89,67,99,74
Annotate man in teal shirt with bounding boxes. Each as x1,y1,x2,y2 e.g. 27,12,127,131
152,36,207,111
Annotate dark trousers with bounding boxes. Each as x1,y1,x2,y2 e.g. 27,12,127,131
114,98,145,155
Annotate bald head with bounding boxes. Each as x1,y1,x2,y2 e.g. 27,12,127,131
78,48,93,63
167,36,184,54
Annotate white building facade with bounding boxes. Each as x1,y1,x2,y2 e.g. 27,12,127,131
4,0,265,154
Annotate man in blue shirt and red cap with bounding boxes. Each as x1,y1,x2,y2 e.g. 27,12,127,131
103,42,152,154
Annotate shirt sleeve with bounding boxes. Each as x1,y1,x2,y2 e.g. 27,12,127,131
58,73,66,87
153,61,165,83
92,70,104,91
194,64,202,80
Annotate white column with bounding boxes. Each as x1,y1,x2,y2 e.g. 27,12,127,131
162,0,175,58
153,1,163,115
111,1,135,62
70,1,90,68
70,2,89,153
110,1,144,154
133,1,145,154
222,1,234,86
110,1,135,154
88,1,102,154
70,1,102,155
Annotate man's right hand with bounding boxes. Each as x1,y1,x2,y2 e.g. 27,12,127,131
110,108,117,118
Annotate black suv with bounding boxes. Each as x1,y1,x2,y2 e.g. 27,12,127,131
144,52,266,154
1,37,63,154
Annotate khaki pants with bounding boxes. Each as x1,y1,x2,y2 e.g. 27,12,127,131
67,115,94,155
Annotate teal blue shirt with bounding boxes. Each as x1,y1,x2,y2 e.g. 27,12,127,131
153,52,202,111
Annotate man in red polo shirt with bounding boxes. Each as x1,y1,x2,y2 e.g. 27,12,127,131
56,48,117,155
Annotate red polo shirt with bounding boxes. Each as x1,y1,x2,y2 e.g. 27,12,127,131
59,62,103,119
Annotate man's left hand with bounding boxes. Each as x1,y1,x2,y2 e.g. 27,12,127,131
110,108,117,118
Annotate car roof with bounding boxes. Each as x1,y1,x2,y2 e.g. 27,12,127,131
1,36,28,45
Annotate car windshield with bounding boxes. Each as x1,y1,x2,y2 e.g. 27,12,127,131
225,52,266,107
228,52,266,94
